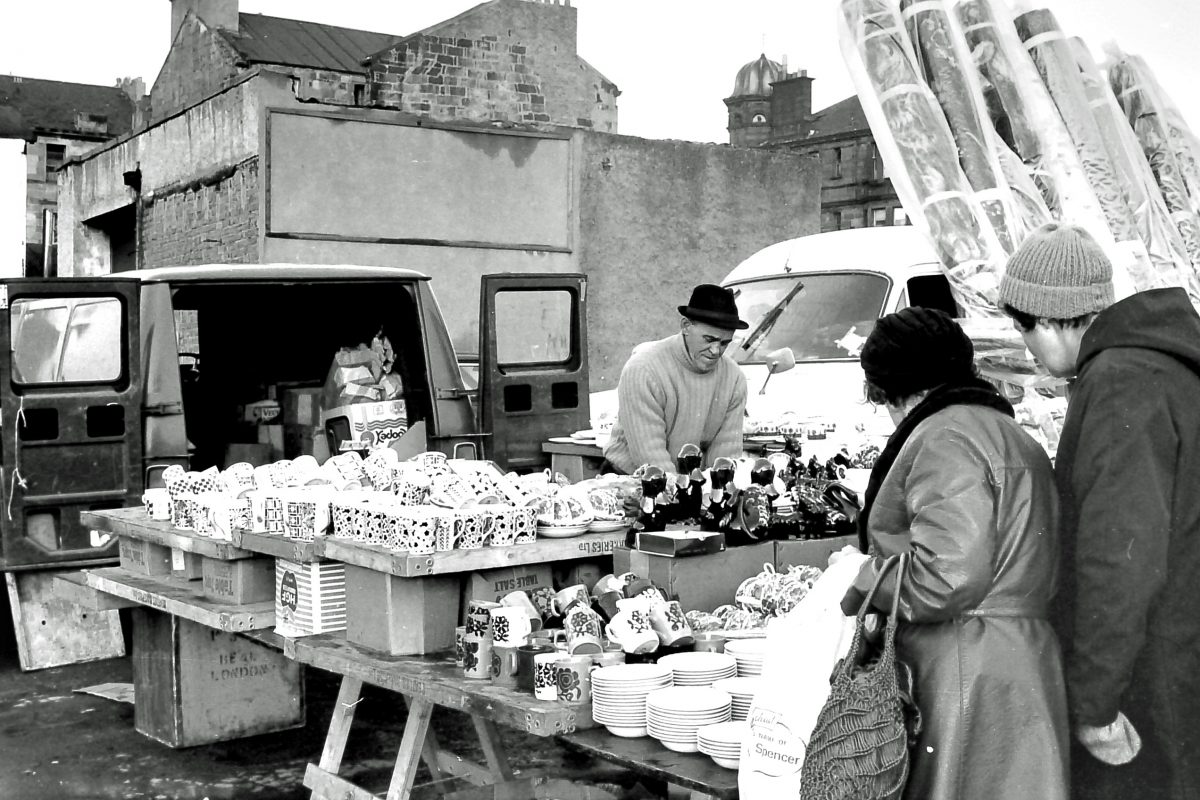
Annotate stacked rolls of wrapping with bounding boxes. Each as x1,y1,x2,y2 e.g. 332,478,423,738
949,0,1135,298
839,0,1009,317
1070,39,1198,299
1013,5,1160,293
900,0,1023,253
1107,47,1200,294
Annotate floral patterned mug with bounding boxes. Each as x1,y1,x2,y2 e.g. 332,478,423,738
554,655,593,705
561,604,604,655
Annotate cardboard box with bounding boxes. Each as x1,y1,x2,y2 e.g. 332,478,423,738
283,424,329,461
257,424,284,461
321,400,408,453
119,537,173,576
344,565,459,655
275,558,346,637
463,564,555,610
774,535,858,571
171,548,203,580
613,542,775,613
282,387,324,427
201,557,276,605
636,529,725,558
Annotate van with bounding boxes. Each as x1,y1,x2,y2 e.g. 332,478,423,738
0,267,588,573
721,227,956,438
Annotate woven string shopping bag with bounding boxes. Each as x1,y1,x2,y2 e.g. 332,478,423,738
799,553,913,800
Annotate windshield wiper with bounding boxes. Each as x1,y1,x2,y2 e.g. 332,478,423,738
736,278,805,361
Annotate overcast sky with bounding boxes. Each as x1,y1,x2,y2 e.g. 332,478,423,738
1,0,1197,143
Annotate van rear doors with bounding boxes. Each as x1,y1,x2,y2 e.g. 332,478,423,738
0,279,140,569
478,274,589,470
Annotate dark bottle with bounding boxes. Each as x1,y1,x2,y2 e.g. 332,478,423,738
636,465,669,533
702,456,737,532
675,443,705,523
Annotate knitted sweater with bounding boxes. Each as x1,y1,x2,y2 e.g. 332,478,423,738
603,334,747,474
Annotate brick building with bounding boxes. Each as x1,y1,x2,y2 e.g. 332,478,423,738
58,1,819,387
0,76,140,276
725,54,907,233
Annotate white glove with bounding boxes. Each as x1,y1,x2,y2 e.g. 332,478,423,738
1076,711,1142,766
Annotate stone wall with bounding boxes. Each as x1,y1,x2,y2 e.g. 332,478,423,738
368,0,616,131
150,11,242,122
578,132,819,389
141,158,259,266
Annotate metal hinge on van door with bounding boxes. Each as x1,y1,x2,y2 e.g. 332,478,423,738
435,388,474,400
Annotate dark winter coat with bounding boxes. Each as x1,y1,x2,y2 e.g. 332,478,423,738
853,403,1070,800
1055,287,1200,800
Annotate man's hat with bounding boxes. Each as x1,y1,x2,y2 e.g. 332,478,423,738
678,284,749,330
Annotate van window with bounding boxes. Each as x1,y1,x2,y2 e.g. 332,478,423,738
10,296,123,384
495,289,572,366
730,273,888,363
905,274,958,316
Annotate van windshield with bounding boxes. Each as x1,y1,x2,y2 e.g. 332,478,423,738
729,273,889,363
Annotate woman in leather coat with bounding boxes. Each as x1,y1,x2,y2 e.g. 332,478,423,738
842,308,1070,800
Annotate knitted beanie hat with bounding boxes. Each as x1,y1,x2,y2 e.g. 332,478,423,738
860,307,975,399
998,223,1115,318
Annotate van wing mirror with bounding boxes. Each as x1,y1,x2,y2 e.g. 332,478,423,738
759,347,796,395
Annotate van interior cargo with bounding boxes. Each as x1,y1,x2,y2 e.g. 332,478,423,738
170,280,432,471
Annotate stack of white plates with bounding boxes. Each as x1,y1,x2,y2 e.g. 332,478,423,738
725,639,767,677
656,652,737,687
711,676,760,721
697,721,749,770
591,663,674,738
646,686,732,753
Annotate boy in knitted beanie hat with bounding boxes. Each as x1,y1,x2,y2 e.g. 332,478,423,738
999,221,1200,798
997,222,1113,377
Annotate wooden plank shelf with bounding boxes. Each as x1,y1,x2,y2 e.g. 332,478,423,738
559,727,739,800
53,570,140,611
288,632,598,736
83,507,253,561
231,529,323,563
316,530,626,578
85,567,275,632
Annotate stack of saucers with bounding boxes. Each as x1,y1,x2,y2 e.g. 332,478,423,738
655,652,737,687
646,686,732,753
724,639,766,677
697,721,749,769
590,663,674,738
711,676,759,721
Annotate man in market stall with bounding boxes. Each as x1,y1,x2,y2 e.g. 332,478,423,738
998,222,1200,800
602,284,748,474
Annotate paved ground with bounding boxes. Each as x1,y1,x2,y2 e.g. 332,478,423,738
0,598,643,800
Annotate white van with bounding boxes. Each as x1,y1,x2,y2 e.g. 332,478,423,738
723,227,955,440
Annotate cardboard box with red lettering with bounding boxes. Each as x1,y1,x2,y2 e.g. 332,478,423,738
321,400,408,453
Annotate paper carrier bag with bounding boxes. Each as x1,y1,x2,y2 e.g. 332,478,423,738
738,553,867,795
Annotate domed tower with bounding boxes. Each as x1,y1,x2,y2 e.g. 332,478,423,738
725,54,784,147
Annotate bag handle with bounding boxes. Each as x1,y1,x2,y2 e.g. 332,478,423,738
837,553,907,680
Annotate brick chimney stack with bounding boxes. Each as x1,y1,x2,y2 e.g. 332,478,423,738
171,0,239,39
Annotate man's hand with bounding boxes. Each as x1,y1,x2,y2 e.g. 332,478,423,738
1076,711,1142,766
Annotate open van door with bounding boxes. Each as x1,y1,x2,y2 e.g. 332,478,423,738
0,279,141,570
478,274,589,471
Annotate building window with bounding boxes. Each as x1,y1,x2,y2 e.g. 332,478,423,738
871,144,886,181
892,207,910,226
832,147,843,179
870,207,889,227
838,209,860,230
44,144,66,177
752,113,767,124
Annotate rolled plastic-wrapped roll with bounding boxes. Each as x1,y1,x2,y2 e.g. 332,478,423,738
840,0,1007,317
1112,51,1200,214
951,0,1133,299
1012,5,1159,293
901,0,1021,253
1071,39,1196,299
1108,49,1200,280
995,139,1052,239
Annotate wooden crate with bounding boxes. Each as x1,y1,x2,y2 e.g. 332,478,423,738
343,565,459,656
131,608,303,747
119,537,173,576
201,556,276,604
